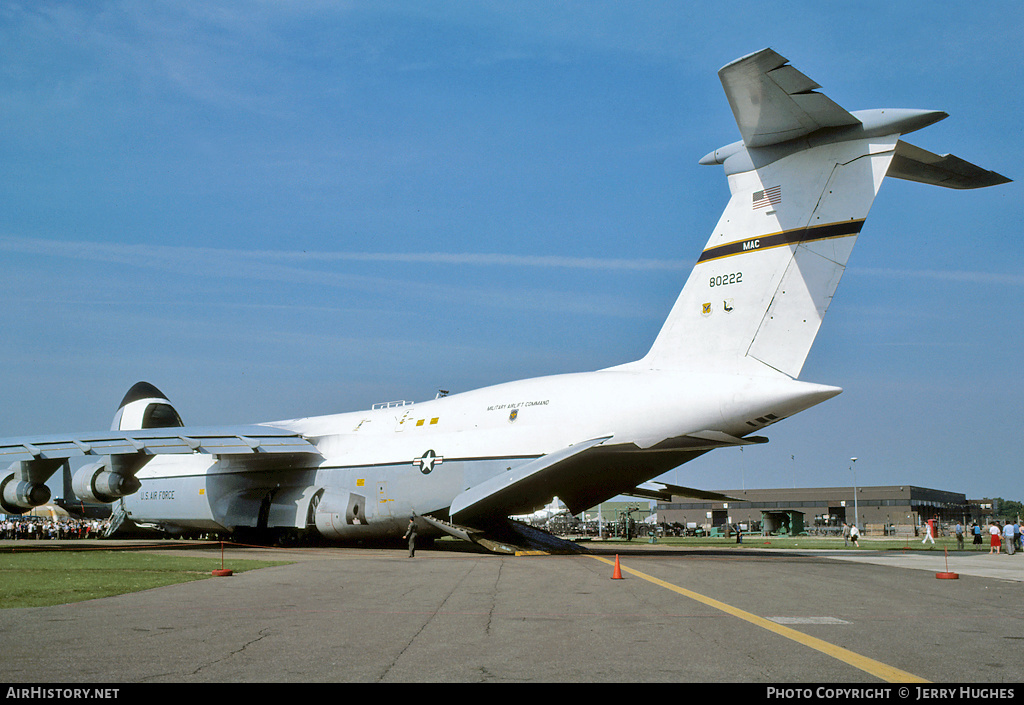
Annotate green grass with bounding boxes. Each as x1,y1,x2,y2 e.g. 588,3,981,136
0,550,292,609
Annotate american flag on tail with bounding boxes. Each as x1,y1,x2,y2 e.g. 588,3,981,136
752,185,782,209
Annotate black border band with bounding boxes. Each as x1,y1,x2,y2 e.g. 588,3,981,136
696,219,865,263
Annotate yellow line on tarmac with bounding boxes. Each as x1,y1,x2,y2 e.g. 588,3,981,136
589,555,928,683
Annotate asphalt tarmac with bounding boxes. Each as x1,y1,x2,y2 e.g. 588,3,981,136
1,540,1022,684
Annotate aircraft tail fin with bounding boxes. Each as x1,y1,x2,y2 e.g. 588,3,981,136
634,49,1009,379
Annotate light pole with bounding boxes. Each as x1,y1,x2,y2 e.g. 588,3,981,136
850,457,859,530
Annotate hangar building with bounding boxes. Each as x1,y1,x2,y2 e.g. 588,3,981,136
657,485,973,535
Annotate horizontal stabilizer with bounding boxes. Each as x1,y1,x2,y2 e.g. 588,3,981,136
678,430,768,449
719,48,861,148
888,140,1012,189
449,436,611,524
625,483,742,503
647,430,768,452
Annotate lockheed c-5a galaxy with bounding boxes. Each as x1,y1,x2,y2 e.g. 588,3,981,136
0,49,1009,552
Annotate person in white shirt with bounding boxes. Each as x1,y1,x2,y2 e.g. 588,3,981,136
921,521,935,545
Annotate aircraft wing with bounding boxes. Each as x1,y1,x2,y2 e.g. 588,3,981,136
719,48,861,148
449,436,612,525
1,425,321,513
0,426,320,465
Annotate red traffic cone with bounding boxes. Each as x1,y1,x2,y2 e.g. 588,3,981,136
611,554,623,580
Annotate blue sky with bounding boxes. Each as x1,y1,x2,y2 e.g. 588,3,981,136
1,1,1020,503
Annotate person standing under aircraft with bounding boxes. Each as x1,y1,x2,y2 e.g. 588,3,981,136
404,516,418,558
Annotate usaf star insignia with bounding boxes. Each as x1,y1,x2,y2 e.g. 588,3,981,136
413,449,443,474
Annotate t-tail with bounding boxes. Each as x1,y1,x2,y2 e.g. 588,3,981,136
636,48,1009,379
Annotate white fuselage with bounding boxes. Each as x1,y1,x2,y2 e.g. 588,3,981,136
123,366,839,538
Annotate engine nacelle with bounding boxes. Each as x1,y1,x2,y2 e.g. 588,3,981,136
72,460,142,504
312,488,375,540
0,472,51,515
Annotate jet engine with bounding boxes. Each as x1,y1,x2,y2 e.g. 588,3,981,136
66,381,174,505
0,472,51,515
72,459,142,505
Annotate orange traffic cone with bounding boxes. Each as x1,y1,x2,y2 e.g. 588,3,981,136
611,554,623,580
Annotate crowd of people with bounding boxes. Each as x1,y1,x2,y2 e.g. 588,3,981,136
965,520,1023,555
1,516,111,541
